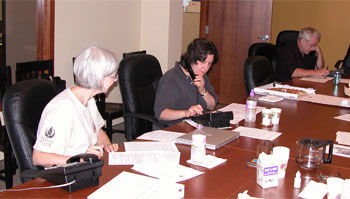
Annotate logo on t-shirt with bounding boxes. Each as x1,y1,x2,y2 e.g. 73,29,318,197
45,127,55,138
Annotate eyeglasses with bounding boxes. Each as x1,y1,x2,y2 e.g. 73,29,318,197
108,73,118,81
305,39,318,48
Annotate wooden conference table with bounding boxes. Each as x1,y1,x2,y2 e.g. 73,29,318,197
0,77,349,198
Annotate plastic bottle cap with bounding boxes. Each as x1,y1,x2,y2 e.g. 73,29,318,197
196,124,203,130
296,171,301,177
250,90,255,97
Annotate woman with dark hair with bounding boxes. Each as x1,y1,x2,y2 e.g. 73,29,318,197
154,38,219,128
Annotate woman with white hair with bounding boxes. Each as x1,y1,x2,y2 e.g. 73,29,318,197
33,46,119,167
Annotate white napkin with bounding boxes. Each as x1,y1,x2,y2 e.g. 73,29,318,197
298,180,327,199
187,155,226,169
258,95,284,103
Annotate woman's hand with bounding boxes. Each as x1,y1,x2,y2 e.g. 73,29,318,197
104,143,119,152
185,104,203,117
86,145,104,158
193,76,206,94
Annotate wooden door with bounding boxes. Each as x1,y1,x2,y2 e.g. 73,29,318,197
200,0,272,104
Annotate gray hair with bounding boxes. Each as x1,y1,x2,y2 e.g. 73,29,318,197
298,27,321,42
73,46,118,90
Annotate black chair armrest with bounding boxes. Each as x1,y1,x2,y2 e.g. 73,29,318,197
334,59,344,69
20,169,43,183
124,112,165,129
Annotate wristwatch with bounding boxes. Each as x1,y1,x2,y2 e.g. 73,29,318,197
200,90,207,96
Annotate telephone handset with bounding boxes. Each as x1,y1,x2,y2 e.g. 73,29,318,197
39,153,104,192
66,153,99,164
184,60,196,80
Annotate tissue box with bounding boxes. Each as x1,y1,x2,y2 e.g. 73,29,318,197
257,153,278,188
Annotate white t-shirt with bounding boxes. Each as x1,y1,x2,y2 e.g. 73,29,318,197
33,88,105,156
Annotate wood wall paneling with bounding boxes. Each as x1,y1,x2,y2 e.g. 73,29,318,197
37,0,54,67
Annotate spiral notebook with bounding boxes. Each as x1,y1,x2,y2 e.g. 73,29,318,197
176,126,240,150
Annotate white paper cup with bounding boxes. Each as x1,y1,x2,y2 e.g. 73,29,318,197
327,177,344,199
271,108,282,125
262,108,272,126
272,146,290,178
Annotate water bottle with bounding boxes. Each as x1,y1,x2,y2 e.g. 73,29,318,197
245,90,257,122
191,125,206,163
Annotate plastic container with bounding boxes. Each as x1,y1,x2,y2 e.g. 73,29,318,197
245,90,257,122
190,125,206,163
294,171,301,188
257,152,279,188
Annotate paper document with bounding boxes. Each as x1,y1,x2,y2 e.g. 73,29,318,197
300,76,333,83
87,171,185,199
327,144,350,158
187,155,227,169
132,163,203,182
341,78,350,84
137,130,185,143
218,103,264,125
124,142,179,152
298,180,327,199
233,126,281,141
108,151,180,165
336,131,350,145
334,114,350,122
299,94,350,108
345,85,350,97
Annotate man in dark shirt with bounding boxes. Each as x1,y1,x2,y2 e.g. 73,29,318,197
275,27,329,82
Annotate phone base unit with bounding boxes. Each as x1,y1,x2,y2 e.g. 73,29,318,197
191,111,233,128
38,153,104,192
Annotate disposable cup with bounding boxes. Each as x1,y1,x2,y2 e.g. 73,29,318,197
327,177,344,199
262,108,272,126
273,146,290,178
271,108,282,125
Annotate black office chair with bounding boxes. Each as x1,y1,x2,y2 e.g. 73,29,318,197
0,66,16,189
334,44,350,74
248,43,279,76
118,54,164,141
243,56,275,96
123,50,147,58
2,79,58,183
16,59,54,82
275,30,299,52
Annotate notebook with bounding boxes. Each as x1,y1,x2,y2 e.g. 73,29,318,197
176,126,240,150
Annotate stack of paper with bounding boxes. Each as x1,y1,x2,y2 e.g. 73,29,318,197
233,126,281,141
87,171,185,199
137,130,185,143
109,142,180,165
